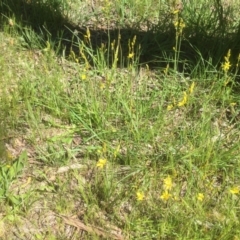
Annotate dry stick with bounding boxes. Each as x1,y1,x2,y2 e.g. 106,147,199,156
58,215,125,240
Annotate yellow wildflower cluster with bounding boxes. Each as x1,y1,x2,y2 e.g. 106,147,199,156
136,191,145,201
81,73,87,80
128,35,137,59
79,46,90,69
197,193,204,202
112,34,121,68
173,7,185,37
221,49,231,73
167,82,195,110
230,186,239,195
69,28,91,66
80,68,88,81
177,91,188,107
96,143,107,169
111,39,116,51
163,175,173,190
160,191,172,201
174,17,185,36
160,175,173,201
96,143,120,169
69,48,78,63
84,27,91,44
96,158,107,168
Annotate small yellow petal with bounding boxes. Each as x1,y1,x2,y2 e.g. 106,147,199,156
81,74,87,80
160,191,171,201
163,175,173,190
173,9,179,14
167,104,174,111
136,191,144,201
230,187,239,195
197,193,204,201
177,92,188,107
128,53,134,59
96,158,107,168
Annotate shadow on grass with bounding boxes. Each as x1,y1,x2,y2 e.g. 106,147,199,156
1,0,240,73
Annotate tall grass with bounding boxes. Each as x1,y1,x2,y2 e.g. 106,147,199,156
0,0,240,239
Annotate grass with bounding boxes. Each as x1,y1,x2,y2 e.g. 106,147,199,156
0,0,240,239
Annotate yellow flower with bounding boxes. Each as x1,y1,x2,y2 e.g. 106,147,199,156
222,61,231,72
163,175,173,190
173,9,179,14
174,20,178,29
128,53,134,59
100,82,105,89
222,49,231,73
179,18,185,30
197,193,204,201
81,74,86,80
225,49,231,61
96,158,107,168
136,191,144,201
167,80,194,111
177,91,188,107
167,104,174,111
230,187,239,195
160,191,171,201
167,97,176,110
174,18,185,35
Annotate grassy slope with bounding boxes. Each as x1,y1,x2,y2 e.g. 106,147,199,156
0,0,240,239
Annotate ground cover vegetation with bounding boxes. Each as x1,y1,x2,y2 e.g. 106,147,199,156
0,0,240,239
